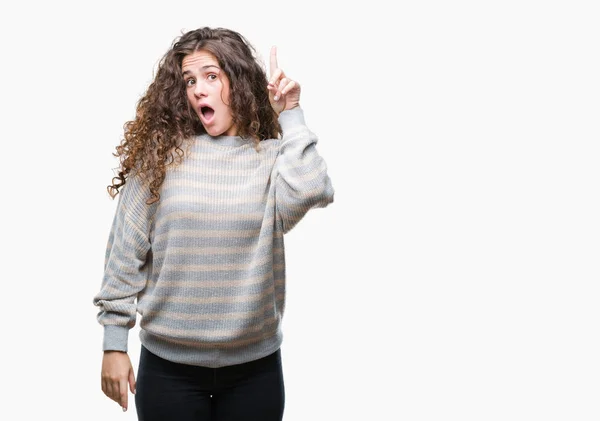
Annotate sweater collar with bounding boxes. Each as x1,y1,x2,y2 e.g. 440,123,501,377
195,133,252,148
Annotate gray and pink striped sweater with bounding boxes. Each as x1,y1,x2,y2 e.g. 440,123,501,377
93,108,334,368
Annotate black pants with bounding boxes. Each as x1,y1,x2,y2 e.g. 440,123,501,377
135,345,285,421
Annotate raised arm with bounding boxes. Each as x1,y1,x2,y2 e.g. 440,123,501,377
266,46,334,233
273,108,334,233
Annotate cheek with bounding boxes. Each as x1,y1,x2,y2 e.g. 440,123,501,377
220,86,232,107
186,89,194,104
218,77,231,101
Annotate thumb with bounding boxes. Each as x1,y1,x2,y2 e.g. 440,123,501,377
129,368,136,394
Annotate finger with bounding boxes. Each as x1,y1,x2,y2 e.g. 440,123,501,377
119,379,128,411
270,45,278,76
129,369,136,395
101,378,108,396
112,381,121,403
280,80,298,96
274,78,290,101
105,379,115,401
268,86,280,102
268,68,283,87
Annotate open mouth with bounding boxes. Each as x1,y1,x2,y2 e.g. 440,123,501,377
200,106,215,121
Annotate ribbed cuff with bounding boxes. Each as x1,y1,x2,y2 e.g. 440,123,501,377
103,325,129,352
278,107,306,132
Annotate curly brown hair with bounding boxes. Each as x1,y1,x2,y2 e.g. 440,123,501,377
107,27,281,204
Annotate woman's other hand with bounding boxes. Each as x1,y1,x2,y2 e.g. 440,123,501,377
101,350,136,412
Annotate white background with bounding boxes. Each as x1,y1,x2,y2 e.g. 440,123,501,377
1,0,599,420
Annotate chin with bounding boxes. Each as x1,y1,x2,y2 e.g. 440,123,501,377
203,126,223,137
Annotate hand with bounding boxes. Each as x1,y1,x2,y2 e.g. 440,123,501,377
101,351,136,412
267,46,301,116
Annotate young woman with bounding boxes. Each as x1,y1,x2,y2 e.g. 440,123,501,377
93,26,334,421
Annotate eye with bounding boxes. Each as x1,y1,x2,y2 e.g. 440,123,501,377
185,78,195,87
208,74,218,81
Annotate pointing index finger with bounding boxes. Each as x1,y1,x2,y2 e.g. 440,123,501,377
270,45,278,76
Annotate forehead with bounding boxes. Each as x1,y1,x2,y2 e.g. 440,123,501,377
181,50,219,71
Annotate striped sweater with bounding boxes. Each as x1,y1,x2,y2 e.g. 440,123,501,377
93,108,334,368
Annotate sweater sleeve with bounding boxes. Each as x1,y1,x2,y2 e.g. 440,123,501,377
273,107,335,234
92,177,153,352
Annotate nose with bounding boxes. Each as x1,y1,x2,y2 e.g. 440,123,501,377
194,80,207,98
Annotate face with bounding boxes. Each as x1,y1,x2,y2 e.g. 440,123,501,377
182,50,237,136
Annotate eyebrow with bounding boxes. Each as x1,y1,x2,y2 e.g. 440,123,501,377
182,65,221,76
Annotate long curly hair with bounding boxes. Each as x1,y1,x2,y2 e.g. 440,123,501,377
107,27,281,204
